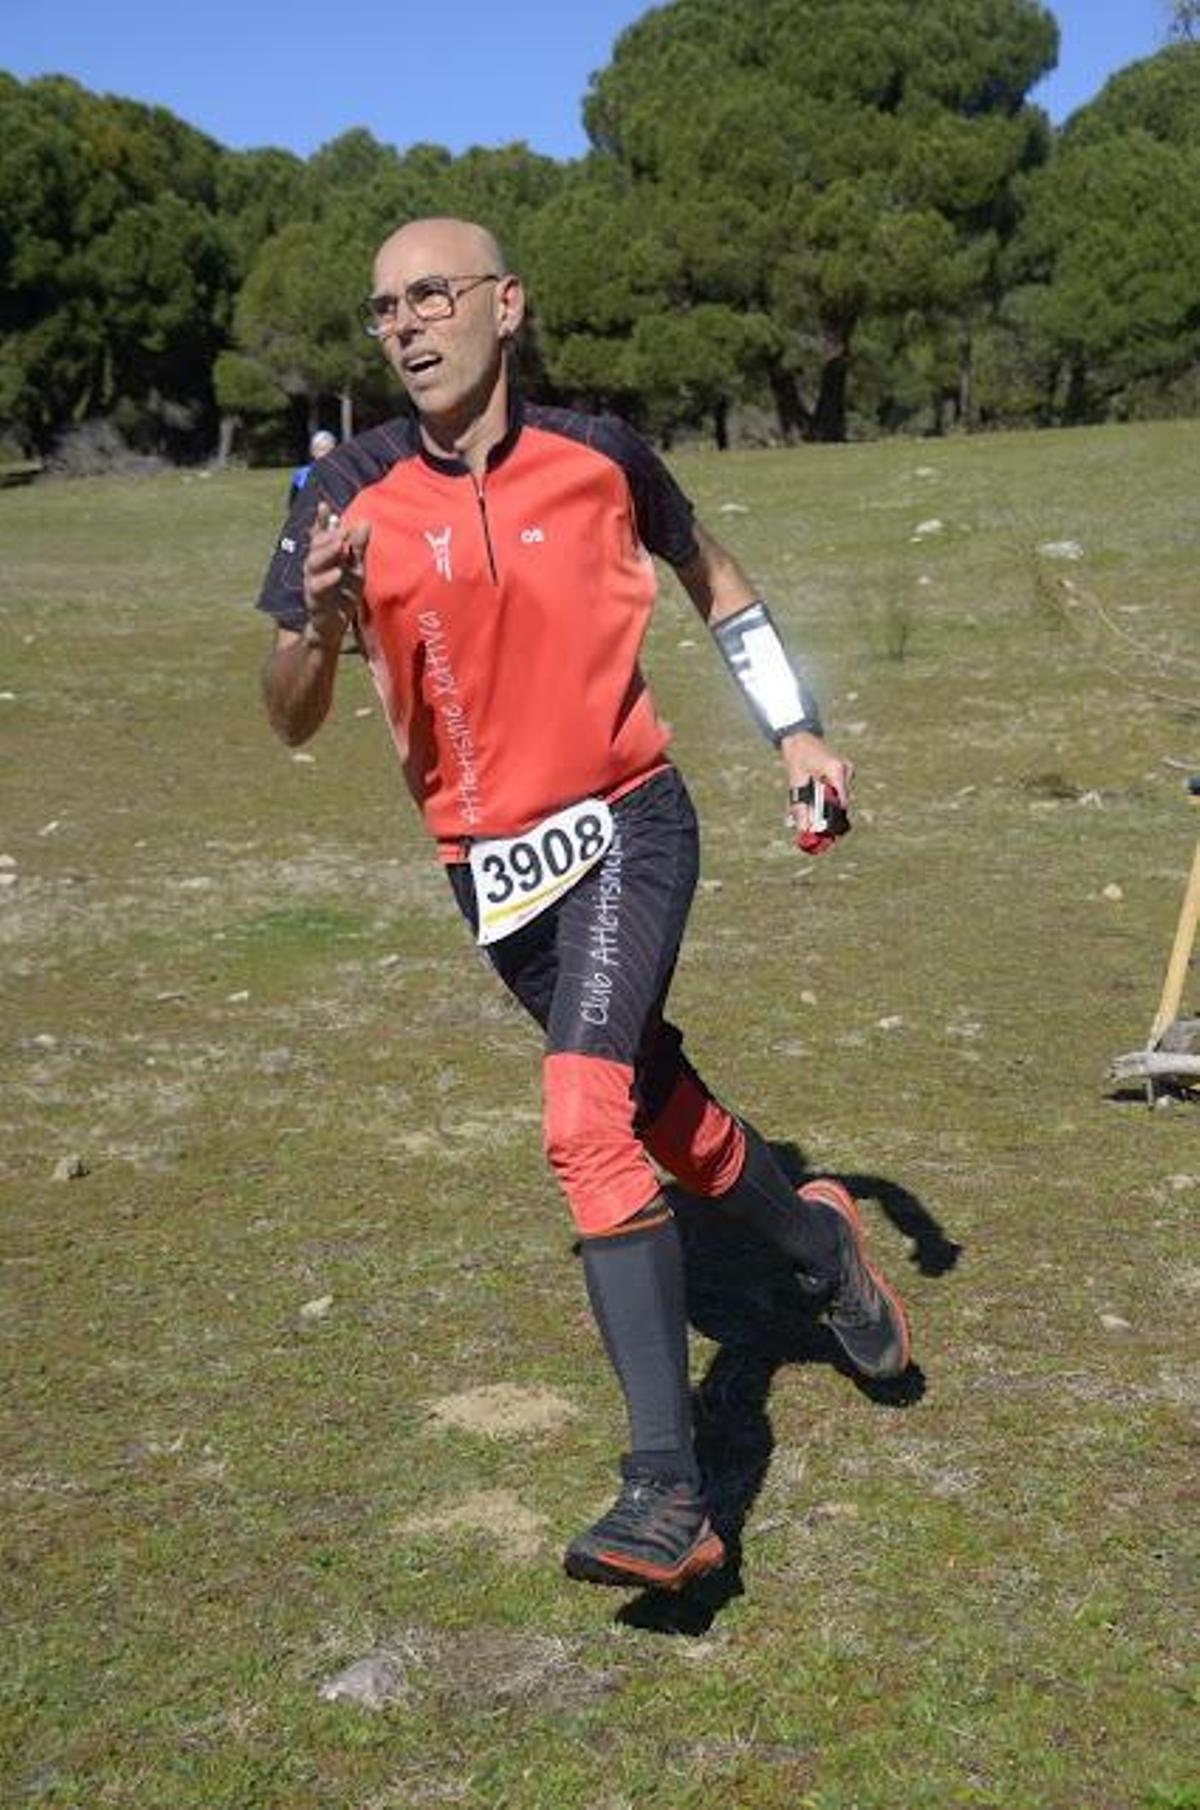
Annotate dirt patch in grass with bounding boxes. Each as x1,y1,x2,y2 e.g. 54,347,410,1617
397,1488,547,1562
319,1624,616,1716
424,1382,578,1439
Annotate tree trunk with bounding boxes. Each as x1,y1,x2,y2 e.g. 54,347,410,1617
808,321,852,443
215,413,238,468
957,329,973,431
1038,361,1061,427
812,347,848,442
339,390,354,442
767,365,811,443
1064,358,1089,425
712,397,729,451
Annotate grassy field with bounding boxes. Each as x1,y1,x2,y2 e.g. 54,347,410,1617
1,420,1197,1810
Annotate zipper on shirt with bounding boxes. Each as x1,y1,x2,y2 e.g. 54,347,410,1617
473,478,499,585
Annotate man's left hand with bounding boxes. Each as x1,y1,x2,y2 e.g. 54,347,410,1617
781,731,853,857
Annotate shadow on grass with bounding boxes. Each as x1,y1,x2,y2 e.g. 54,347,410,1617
1106,1081,1200,1111
615,1146,959,1637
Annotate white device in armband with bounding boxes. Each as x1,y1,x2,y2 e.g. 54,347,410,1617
712,600,823,744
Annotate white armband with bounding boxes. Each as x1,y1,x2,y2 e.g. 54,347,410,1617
712,600,823,744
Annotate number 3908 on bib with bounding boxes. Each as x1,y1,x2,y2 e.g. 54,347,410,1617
468,798,614,946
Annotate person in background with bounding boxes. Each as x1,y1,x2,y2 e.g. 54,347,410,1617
288,428,337,504
255,217,911,1595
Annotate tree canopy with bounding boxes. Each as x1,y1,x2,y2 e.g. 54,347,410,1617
566,0,1058,440
1003,42,1200,420
1,11,1198,462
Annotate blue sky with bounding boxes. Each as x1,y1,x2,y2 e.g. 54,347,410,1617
3,0,1175,161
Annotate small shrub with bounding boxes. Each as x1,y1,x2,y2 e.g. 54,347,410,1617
1025,549,1070,626
881,590,914,661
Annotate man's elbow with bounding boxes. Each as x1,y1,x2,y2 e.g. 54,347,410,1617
267,708,313,748
263,690,320,748
261,666,317,747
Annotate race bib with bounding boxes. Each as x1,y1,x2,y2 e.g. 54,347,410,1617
469,798,614,946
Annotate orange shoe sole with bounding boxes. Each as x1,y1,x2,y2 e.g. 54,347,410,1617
798,1177,912,1376
566,1524,726,1591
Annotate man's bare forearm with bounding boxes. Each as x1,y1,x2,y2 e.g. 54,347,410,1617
261,630,341,745
675,521,757,624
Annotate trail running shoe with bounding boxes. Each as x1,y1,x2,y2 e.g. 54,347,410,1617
563,1461,726,1591
798,1178,911,1379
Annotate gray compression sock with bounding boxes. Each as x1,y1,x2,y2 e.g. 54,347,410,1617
580,1202,699,1487
715,1121,844,1285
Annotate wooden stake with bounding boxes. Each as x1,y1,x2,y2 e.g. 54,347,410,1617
1148,838,1200,1049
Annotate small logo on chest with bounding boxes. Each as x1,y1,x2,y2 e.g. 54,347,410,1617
520,525,545,545
424,526,453,581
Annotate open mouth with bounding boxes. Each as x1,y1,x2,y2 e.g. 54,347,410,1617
402,353,442,377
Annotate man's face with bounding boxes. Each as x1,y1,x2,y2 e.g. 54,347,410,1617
370,222,524,431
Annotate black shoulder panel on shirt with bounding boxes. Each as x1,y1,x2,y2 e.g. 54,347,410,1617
523,404,699,571
255,416,422,630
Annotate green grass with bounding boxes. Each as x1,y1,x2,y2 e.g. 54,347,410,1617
2,424,1198,1809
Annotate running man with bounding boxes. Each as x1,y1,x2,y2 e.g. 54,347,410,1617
255,217,910,1593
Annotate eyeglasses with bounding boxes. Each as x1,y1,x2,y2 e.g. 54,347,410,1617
361,273,501,337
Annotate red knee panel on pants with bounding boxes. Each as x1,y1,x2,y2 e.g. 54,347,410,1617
543,1052,662,1234
642,1069,746,1197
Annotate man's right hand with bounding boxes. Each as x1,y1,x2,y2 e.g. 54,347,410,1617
302,500,371,648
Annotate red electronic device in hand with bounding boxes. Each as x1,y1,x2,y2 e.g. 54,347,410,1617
792,779,851,856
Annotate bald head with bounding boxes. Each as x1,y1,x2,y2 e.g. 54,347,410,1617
374,217,507,282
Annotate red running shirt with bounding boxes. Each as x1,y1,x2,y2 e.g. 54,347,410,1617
257,400,699,856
